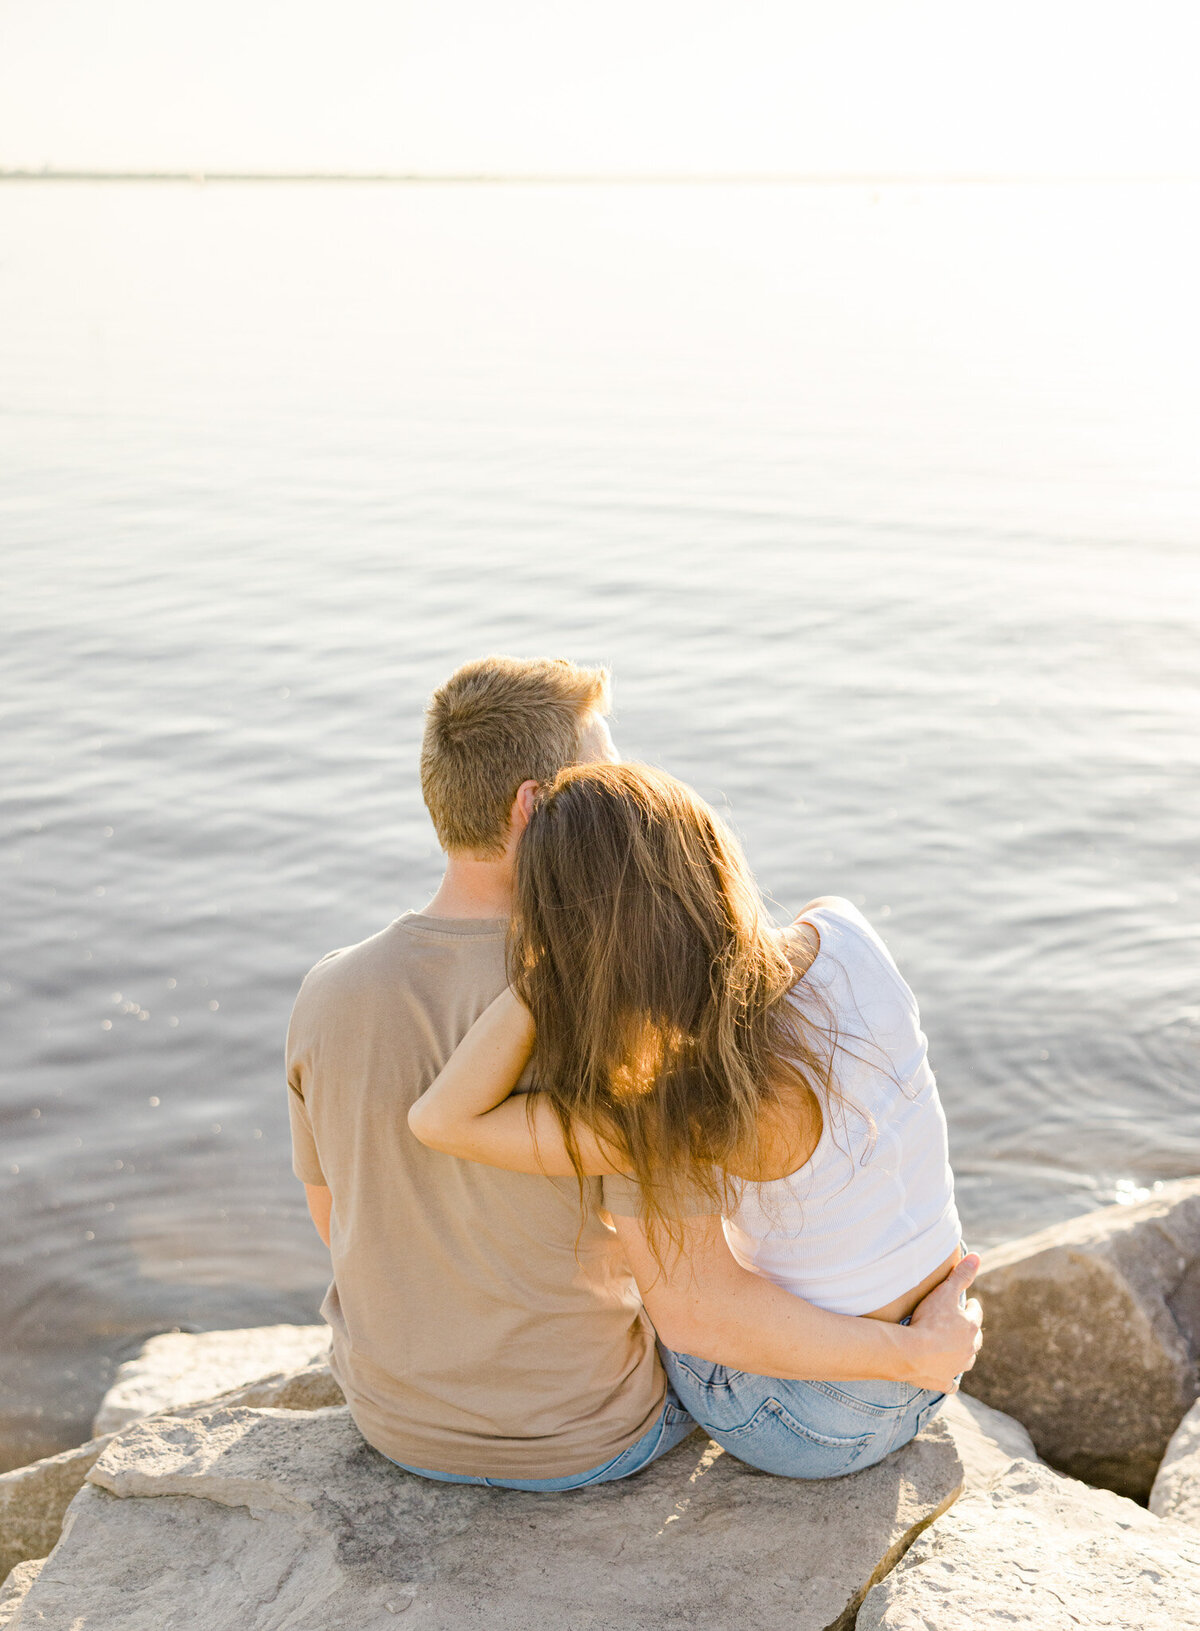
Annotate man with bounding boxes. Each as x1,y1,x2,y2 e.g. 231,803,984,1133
288,655,980,1489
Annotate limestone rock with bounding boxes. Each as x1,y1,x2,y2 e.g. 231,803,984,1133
0,1437,108,1582
855,1458,1200,1631
0,1362,341,1580
16,1404,967,1631
0,1559,43,1629
210,1359,343,1414
92,1324,330,1435
935,1391,1038,1489
967,1176,1200,1498
1150,1395,1200,1529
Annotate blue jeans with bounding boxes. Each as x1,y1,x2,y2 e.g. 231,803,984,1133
388,1387,696,1490
660,1345,947,1479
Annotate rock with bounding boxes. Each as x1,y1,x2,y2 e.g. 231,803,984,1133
935,1391,1038,1489
211,1359,343,1415
0,1362,341,1580
92,1325,330,1435
0,1436,108,1582
855,1459,1200,1631
16,1404,968,1631
0,1559,44,1628
967,1176,1200,1498
1150,1395,1200,1529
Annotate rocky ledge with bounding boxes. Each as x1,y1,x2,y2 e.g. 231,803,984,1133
967,1174,1200,1500
857,1458,1200,1630
2,1177,1199,1629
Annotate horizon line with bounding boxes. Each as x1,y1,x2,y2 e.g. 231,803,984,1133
2,167,1198,187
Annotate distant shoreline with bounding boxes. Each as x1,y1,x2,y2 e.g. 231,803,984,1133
1,169,1196,186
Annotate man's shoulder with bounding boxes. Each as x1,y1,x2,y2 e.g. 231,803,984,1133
287,923,417,1069
295,919,410,1003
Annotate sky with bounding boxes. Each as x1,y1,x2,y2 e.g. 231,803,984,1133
1,0,1199,177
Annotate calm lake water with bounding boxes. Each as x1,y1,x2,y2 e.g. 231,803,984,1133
2,180,1198,1469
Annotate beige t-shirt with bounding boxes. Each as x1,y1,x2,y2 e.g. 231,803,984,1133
286,911,667,1478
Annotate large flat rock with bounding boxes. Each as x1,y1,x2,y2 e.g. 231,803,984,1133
17,1404,968,1631
935,1391,1037,1488
92,1325,331,1435
967,1176,1200,1498
1150,1395,1200,1529
855,1458,1200,1631
0,1362,341,1579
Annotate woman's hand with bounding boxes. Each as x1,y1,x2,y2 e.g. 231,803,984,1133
901,1254,983,1393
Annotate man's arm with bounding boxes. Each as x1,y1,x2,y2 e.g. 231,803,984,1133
305,1183,332,1248
611,1212,982,1393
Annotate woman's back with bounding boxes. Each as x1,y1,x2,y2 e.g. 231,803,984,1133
724,898,961,1315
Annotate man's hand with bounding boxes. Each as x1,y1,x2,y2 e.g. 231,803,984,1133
903,1253,983,1392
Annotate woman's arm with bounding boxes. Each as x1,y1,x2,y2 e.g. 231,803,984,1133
611,1211,983,1391
407,987,627,1176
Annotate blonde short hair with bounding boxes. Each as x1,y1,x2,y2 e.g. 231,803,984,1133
420,656,610,857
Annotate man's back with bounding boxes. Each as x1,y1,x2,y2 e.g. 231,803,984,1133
287,910,665,1477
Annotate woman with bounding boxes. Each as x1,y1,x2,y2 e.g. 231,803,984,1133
408,760,976,1478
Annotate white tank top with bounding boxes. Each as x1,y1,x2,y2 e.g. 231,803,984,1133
723,899,961,1316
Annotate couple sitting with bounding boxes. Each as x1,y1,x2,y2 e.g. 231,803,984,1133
287,656,982,1490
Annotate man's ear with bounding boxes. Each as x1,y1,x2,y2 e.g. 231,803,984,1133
513,780,539,831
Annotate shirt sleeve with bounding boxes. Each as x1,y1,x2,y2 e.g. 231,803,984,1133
286,975,327,1187
288,1072,327,1186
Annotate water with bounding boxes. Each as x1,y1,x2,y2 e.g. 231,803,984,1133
2,179,1198,1471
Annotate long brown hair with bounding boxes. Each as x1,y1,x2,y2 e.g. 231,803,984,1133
509,762,840,1242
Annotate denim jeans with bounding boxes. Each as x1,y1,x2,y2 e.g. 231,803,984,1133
388,1387,696,1491
659,1346,947,1479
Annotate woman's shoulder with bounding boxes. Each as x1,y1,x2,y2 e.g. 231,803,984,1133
792,896,901,971
789,896,920,1023
794,894,871,935
727,1079,824,1185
